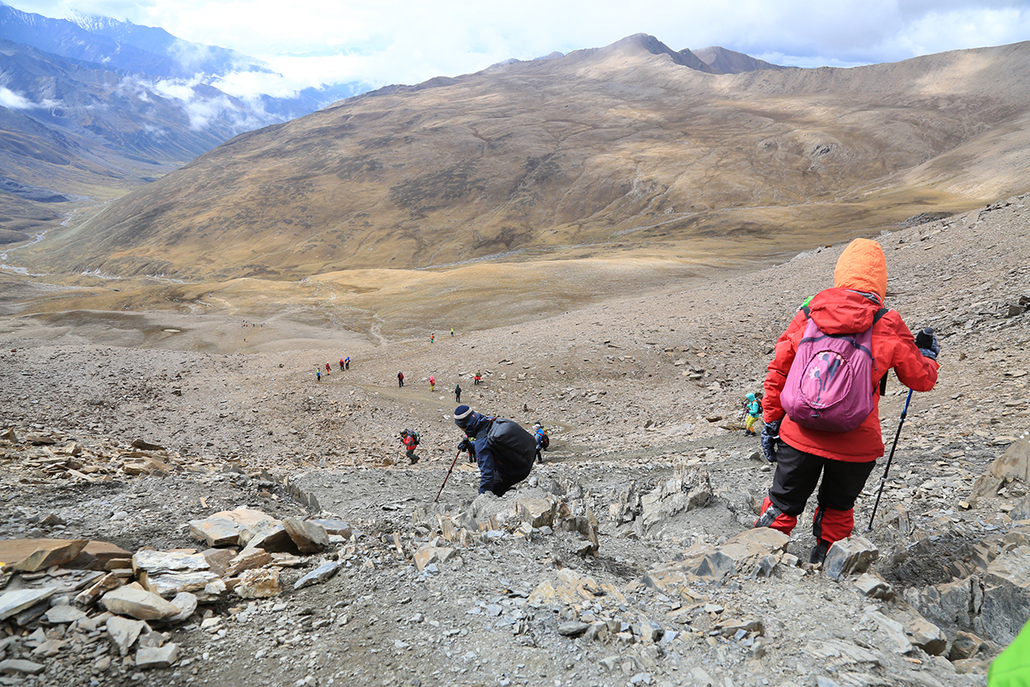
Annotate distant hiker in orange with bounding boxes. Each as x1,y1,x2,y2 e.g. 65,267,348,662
429,375,436,392
339,358,345,371
398,371,404,387
325,362,331,375
430,333,435,344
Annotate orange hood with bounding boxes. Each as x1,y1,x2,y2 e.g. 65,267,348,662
834,238,886,302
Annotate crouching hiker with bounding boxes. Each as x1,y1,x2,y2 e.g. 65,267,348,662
754,238,940,565
400,429,420,465
453,405,534,496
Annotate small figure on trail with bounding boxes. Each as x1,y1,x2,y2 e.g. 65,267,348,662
532,422,549,463
429,375,436,392
316,368,321,382
454,405,534,496
430,333,435,344
325,362,331,375
743,392,762,436
398,371,404,387
400,429,419,465
474,371,481,386
754,238,940,566
454,383,462,403
339,358,345,371
345,356,350,370
450,328,454,336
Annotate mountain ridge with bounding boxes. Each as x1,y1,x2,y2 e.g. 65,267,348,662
20,36,1030,282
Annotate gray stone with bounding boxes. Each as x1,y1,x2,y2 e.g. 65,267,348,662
0,658,45,675
293,560,341,590
133,550,208,576
854,573,893,599
823,536,879,580
282,517,329,554
557,621,591,636
905,616,947,655
140,571,222,599
135,643,178,669
100,586,179,620
949,631,987,661
0,587,56,621
107,616,147,656
44,605,86,624
167,592,198,624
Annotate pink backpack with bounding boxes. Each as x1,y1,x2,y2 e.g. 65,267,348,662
780,306,887,432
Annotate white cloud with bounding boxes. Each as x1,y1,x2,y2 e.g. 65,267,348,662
0,86,35,109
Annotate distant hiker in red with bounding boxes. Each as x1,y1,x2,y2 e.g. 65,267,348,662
398,372,404,387
339,358,345,371
474,372,481,386
754,238,939,565
429,375,436,392
325,362,331,375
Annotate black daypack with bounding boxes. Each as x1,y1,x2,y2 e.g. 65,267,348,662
484,418,535,471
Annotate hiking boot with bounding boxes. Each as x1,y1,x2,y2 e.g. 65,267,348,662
754,504,783,529
810,540,830,566
409,456,419,465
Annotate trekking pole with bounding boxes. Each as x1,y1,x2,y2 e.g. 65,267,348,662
434,450,463,502
866,387,913,532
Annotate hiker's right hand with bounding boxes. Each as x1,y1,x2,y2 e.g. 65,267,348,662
457,438,471,452
915,328,939,360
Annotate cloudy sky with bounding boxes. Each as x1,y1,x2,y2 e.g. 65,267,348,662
9,0,1030,96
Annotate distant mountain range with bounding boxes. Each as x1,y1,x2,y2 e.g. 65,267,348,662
21,34,1030,283
0,1,363,237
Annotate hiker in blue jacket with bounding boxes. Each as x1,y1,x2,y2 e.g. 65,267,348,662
454,405,532,496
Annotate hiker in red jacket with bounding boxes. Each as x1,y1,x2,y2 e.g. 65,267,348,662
755,238,940,565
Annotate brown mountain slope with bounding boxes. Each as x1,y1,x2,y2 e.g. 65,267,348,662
21,36,1030,281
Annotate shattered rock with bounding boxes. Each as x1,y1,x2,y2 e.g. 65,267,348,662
823,536,878,580
100,585,180,621
236,568,281,598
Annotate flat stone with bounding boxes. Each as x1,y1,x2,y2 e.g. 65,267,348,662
188,509,275,547
167,592,198,624
224,548,271,577
140,570,222,599
293,560,341,590
528,569,627,609
44,605,87,624
83,541,132,569
557,621,591,636
854,573,893,599
823,536,879,580
0,658,45,675
905,616,946,655
202,548,235,576
133,550,209,576
0,587,56,621
305,519,352,537
240,520,296,554
282,517,329,554
235,568,281,598
0,538,89,572
516,498,558,528
107,616,147,656
135,643,178,669
100,586,179,621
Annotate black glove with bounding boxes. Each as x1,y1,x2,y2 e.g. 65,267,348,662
458,438,472,452
761,419,781,464
915,327,939,360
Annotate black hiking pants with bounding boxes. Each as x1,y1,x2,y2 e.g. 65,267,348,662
769,443,877,516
